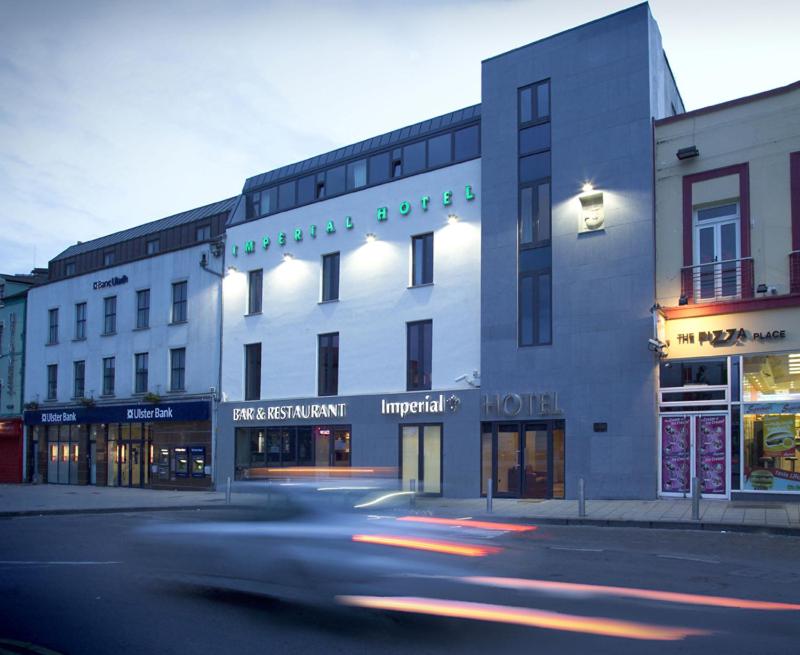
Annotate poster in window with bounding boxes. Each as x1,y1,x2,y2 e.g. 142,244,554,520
762,415,796,457
661,416,690,493
696,415,726,495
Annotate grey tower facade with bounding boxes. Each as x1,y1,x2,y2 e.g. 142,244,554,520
479,4,683,499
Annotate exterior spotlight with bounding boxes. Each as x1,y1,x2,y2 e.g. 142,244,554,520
756,283,768,294
676,146,699,160
447,213,459,224
283,252,294,262
678,295,688,306
226,265,238,273
365,233,377,243
581,182,594,194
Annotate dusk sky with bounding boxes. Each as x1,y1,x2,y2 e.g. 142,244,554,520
1,0,798,275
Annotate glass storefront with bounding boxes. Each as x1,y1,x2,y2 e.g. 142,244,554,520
400,424,442,495
235,425,352,479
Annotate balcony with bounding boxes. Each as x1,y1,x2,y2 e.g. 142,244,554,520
680,257,754,305
791,251,800,294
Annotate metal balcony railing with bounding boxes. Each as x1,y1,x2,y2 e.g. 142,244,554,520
791,251,800,295
680,257,754,304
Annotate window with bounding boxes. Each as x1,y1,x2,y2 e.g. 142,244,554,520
103,296,117,334
316,177,326,200
407,320,432,391
519,124,550,154
247,187,277,219
134,353,148,394
391,152,402,178
326,166,346,196
369,152,390,185
102,357,115,396
346,160,367,190
454,124,480,161
244,343,262,401
520,151,551,183
402,141,426,176
171,281,187,323
0,323,3,354
65,261,76,276
195,224,211,241
321,252,340,302
519,271,551,346
278,181,296,210
170,348,186,392
519,80,550,124
73,361,85,398
136,289,150,329
47,364,57,400
146,238,160,255
519,181,551,246
48,308,58,344
318,333,339,396
693,202,741,301
427,133,452,168
297,175,316,205
248,270,263,314
103,251,115,266
75,302,86,340
400,424,442,494
411,233,433,286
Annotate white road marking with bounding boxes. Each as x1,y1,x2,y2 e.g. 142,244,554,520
548,546,604,552
0,560,121,566
657,554,719,564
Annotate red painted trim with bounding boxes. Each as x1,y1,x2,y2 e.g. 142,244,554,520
682,163,751,270
656,79,800,127
791,151,800,251
663,293,800,320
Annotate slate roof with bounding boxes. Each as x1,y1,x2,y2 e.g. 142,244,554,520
242,104,481,193
51,196,239,262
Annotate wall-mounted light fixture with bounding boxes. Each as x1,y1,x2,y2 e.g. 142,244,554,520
678,294,688,306
578,183,604,233
365,233,377,243
756,283,768,294
581,182,594,194
226,265,238,273
676,146,700,160
283,252,294,262
447,213,459,225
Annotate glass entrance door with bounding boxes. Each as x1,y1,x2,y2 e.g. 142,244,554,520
400,424,442,495
660,413,729,498
523,426,548,498
497,424,520,496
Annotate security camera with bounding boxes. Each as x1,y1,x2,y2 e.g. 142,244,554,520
454,374,468,383
648,338,662,349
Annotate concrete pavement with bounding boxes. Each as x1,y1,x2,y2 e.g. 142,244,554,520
1,484,799,534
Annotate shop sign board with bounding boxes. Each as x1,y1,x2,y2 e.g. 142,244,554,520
482,392,562,418
379,394,461,418
675,328,786,347
24,400,210,425
232,402,347,422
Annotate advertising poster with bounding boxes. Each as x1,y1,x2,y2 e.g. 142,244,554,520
762,415,796,457
697,415,726,495
745,468,800,492
661,416,690,493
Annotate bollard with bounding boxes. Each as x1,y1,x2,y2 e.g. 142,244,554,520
487,478,493,514
691,476,701,520
410,479,417,507
226,476,231,505
578,477,586,518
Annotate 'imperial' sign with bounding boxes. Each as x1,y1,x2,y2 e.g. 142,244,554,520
380,394,461,418
232,402,347,422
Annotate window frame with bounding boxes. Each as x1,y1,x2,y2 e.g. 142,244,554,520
102,357,115,396
518,269,552,347
317,332,339,397
171,281,188,324
406,320,433,391
134,352,149,394
244,343,262,401
170,347,186,392
247,269,263,315
398,423,444,496
411,233,434,287
47,308,59,345
74,302,87,340
146,238,160,255
321,252,340,302
103,296,117,335
136,289,150,330
47,364,58,400
73,360,85,399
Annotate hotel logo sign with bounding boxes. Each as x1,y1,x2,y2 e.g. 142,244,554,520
233,402,348,422
380,394,461,418
482,392,562,418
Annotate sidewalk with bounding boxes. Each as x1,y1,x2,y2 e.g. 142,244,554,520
1,484,798,535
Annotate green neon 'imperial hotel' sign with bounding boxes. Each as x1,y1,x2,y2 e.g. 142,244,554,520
231,185,476,257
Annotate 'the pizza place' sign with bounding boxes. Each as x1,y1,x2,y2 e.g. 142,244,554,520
675,328,786,347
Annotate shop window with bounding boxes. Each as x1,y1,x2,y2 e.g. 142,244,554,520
400,424,442,494
660,359,727,388
103,296,117,334
743,412,800,492
321,252,340,301
171,281,187,323
407,320,432,391
136,289,150,329
174,447,189,477
743,353,799,401
411,233,433,286
248,269,263,314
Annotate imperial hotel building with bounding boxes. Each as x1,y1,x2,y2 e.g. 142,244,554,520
24,4,690,499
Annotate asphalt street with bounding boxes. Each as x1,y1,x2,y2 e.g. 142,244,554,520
0,508,798,655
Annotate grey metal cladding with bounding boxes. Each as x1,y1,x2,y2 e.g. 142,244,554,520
52,196,239,261
242,104,482,193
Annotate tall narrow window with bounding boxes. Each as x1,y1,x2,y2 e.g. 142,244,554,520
48,308,59,344
519,271,552,346
318,333,339,396
248,270,263,314
321,253,340,301
75,302,86,340
134,353,149,394
171,281,187,323
136,289,150,329
693,202,741,301
170,348,186,392
103,296,117,335
73,361,85,398
519,182,551,246
407,320,432,391
411,233,433,286
346,160,367,190
244,343,262,401
47,364,57,400
400,424,442,494
102,357,115,396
